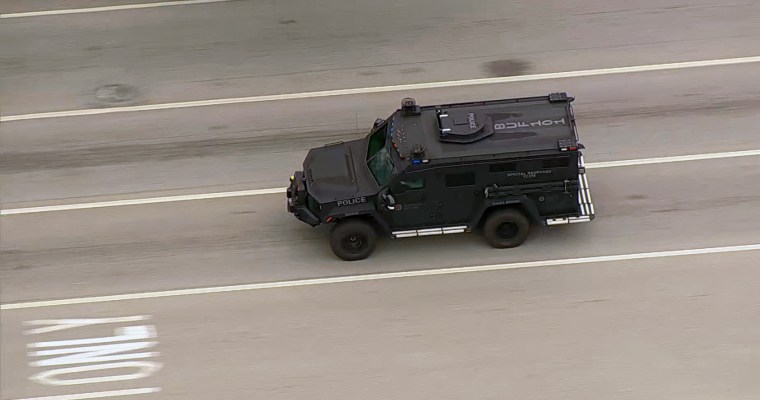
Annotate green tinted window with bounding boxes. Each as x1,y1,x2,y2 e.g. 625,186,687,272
445,172,475,187
367,125,387,159
367,148,396,186
400,177,424,190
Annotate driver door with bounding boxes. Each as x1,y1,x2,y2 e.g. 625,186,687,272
384,173,440,230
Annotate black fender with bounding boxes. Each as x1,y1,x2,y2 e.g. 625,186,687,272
330,211,393,238
471,195,543,228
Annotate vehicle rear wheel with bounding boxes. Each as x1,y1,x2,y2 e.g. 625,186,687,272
483,208,531,248
329,219,377,261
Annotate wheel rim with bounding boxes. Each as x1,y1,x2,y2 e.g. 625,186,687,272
342,233,367,254
496,222,518,239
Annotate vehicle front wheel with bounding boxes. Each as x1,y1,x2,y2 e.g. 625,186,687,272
329,219,377,261
483,208,531,249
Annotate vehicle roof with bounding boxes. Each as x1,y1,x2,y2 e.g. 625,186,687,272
387,93,579,164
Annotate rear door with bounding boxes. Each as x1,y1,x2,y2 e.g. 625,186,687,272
437,169,479,226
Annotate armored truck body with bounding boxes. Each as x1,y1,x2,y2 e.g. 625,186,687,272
287,93,595,260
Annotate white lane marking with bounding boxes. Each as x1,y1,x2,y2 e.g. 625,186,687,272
1,188,285,216
24,316,150,335
2,243,760,310
11,388,160,400
30,343,159,367
2,149,758,216
0,0,233,19
588,149,760,168
30,326,157,348
29,362,161,386
2,55,760,123
22,317,161,394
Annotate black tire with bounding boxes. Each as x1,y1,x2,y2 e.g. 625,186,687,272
329,219,377,261
483,208,531,249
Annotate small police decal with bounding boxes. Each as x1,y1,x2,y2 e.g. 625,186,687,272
337,197,367,207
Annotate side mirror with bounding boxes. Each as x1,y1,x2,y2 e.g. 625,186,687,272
380,193,398,211
373,118,385,129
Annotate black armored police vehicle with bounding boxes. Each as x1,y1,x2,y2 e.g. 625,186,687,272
286,92,595,261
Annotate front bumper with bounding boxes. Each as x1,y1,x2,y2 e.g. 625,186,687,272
286,171,320,226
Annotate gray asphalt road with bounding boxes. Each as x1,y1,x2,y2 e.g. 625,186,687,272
1,1,760,399
2,63,760,205
2,0,759,116
3,252,759,400
3,157,760,304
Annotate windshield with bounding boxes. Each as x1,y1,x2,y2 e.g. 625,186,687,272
367,124,397,186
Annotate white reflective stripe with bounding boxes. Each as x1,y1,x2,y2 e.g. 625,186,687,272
582,175,594,216
582,174,593,203
577,181,589,215
394,233,418,238
546,215,592,225
576,176,589,215
575,170,596,217
442,226,467,234
394,225,468,238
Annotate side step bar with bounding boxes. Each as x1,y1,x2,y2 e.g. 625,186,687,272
393,225,468,238
546,154,596,226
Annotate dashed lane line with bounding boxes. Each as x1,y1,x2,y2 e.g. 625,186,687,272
1,188,284,216
2,56,760,122
2,243,760,310
0,0,234,19
2,149,758,216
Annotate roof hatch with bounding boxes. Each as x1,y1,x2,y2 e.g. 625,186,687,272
437,109,494,143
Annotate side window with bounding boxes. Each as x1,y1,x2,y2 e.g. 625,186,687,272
489,162,517,173
445,171,475,187
541,157,570,169
517,159,541,172
392,176,425,194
